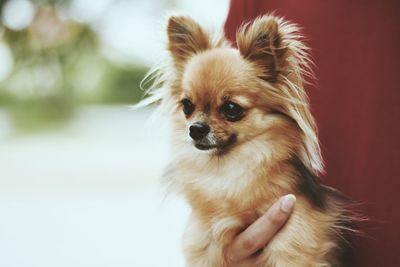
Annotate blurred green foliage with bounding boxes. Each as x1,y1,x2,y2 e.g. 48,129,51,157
0,1,148,132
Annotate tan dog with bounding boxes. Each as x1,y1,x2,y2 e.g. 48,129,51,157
145,14,353,267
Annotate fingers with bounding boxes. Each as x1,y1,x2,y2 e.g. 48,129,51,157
227,194,296,262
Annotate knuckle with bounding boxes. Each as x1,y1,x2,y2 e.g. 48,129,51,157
266,210,284,227
241,234,259,252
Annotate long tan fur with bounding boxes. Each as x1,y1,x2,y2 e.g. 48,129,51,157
143,14,353,267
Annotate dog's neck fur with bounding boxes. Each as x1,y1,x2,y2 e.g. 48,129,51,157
168,131,304,217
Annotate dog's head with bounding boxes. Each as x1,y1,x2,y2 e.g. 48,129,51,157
160,15,323,174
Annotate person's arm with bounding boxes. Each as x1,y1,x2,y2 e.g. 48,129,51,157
226,194,296,266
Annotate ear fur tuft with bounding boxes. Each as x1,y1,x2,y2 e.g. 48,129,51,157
236,16,287,83
167,16,210,69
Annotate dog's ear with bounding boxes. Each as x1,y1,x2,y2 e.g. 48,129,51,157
167,16,210,69
236,16,287,83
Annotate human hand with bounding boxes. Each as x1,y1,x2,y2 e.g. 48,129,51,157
226,194,296,266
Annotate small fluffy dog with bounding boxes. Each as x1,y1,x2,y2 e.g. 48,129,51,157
145,14,353,267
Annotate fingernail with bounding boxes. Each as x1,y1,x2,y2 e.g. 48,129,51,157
280,194,296,213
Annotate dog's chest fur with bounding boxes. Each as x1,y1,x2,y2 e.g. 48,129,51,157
167,149,344,266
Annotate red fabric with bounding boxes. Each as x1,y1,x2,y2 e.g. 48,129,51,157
225,1,400,266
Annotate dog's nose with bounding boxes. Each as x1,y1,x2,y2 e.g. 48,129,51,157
189,122,210,141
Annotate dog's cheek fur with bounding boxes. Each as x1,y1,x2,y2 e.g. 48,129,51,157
230,110,301,157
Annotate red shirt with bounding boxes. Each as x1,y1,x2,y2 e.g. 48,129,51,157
225,1,400,266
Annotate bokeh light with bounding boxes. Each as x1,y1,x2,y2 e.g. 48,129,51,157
2,0,35,31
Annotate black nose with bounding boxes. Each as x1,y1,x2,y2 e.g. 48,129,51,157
189,122,210,141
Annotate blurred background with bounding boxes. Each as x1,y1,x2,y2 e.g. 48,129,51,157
0,0,229,266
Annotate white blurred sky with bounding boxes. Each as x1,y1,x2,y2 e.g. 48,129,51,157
71,0,230,66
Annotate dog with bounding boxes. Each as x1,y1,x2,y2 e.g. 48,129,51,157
143,14,354,267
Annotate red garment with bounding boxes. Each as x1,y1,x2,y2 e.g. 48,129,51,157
225,1,400,266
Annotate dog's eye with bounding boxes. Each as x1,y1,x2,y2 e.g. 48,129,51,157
220,101,244,121
181,98,195,116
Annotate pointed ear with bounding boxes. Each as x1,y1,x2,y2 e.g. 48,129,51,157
236,16,287,82
167,16,210,68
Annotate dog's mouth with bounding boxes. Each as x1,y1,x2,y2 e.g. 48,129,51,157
194,143,216,150
193,135,237,152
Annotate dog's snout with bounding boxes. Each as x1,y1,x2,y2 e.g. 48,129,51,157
189,122,210,141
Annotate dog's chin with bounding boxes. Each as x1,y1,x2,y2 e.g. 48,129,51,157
193,135,237,154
